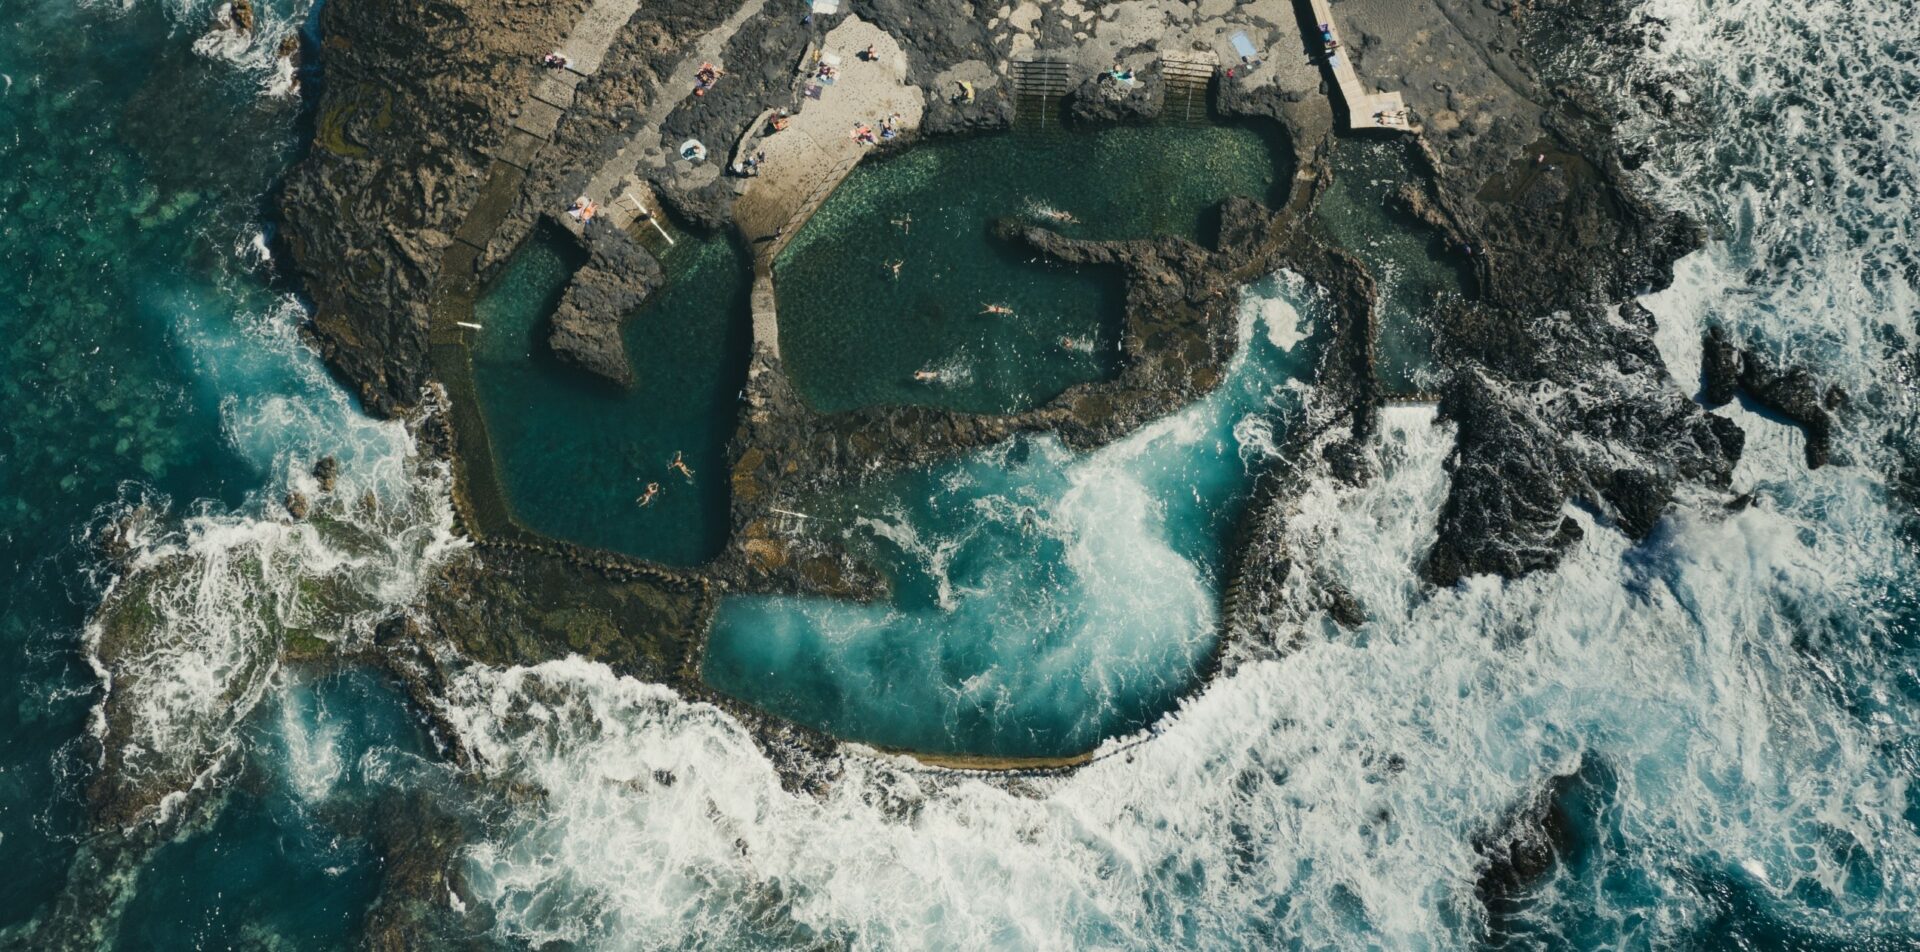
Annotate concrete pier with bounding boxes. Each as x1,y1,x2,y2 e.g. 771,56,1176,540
1304,0,1411,131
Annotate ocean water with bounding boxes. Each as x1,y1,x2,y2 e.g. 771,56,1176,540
703,274,1317,758
0,0,1915,949
775,124,1288,414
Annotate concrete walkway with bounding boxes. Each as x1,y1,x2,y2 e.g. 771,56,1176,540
728,17,924,358
1304,0,1410,131
556,0,642,74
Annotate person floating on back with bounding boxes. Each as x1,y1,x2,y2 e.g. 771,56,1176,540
670,452,695,482
637,482,662,507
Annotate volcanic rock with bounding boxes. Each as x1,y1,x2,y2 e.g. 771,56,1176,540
546,219,664,388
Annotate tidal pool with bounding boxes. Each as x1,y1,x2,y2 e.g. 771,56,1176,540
703,273,1322,758
775,123,1292,415
1315,138,1474,394
470,226,751,566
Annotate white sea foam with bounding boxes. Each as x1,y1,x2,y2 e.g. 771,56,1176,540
427,4,1920,935
442,380,1920,947
178,0,309,96
82,290,464,826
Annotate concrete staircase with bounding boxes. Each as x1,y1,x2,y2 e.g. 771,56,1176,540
1160,55,1216,125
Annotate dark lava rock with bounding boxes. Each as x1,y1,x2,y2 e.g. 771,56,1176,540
919,89,1015,138
1738,347,1844,469
374,612,424,648
1423,332,1743,587
1321,581,1367,629
1701,324,1741,406
1698,326,1845,469
547,219,664,388
1475,757,1616,943
312,455,340,493
229,0,254,33
96,506,154,566
1066,72,1164,127
285,491,311,520
280,0,575,416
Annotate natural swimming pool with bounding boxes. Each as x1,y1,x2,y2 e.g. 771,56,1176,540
1315,138,1473,394
703,273,1323,759
469,226,751,566
774,122,1293,415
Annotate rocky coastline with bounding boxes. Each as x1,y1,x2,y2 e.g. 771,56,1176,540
59,0,1854,941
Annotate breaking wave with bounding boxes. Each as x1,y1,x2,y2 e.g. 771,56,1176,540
414,0,1920,947
81,292,463,827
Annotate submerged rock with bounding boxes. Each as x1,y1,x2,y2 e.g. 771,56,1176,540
1474,756,1617,943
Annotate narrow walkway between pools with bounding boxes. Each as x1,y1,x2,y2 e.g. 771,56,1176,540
1302,0,1411,131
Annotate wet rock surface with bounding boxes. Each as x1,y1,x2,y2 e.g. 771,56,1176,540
279,0,572,415
1701,325,1847,469
1473,756,1615,942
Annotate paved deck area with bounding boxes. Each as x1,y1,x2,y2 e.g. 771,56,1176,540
1305,0,1410,130
728,16,924,357
582,0,774,233
730,17,923,256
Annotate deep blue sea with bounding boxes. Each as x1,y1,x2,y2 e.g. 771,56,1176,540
1,0,1917,947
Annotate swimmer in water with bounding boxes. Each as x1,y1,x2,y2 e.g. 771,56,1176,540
913,369,941,383
669,451,695,481
884,259,903,279
637,482,661,507
1043,208,1078,224
1060,335,1093,353
981,303,1014,316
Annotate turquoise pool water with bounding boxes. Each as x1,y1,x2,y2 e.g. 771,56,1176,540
470,227,751,566
1315,138,1472,394
703,273,1322,758
775,123,1291,415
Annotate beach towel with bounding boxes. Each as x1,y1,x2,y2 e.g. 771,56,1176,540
1230,32,1259,60
811,0,840,14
